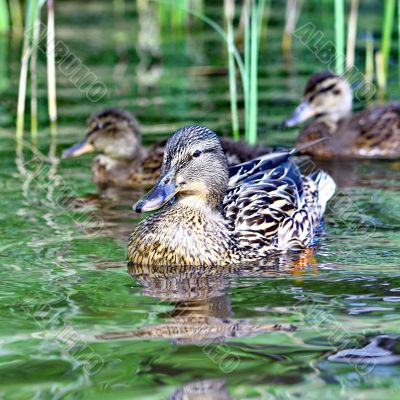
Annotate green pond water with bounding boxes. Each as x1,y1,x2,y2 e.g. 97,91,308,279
1,1,400,399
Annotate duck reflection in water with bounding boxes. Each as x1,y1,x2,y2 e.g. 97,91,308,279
96,257,308,345
169,379,233,400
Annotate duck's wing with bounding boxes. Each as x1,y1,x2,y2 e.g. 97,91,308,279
224,158,336,256
227,138,328,187
228,150,293,188
351,104,400,158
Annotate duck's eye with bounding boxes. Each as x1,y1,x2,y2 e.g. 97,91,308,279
192,150,202,158
96,123,104,130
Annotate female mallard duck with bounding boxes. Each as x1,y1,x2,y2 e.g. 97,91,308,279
284,71,400,159
62,108,273,190
128,125,336,266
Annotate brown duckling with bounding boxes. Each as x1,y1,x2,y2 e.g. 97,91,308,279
62,108,273,190
284,71,400,159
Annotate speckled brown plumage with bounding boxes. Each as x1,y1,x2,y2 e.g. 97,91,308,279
129,202,239,266
128,126,336,267
296,104,400,159
285,71,400,159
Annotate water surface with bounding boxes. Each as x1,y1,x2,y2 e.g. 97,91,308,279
1,1,400,399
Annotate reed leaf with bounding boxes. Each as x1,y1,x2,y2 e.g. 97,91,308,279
376,50,385,94
17,0,39,140
365,31,374,86
30,15,41,145
224,0,239,140
334,0,345,75
346,0,359,70
0,0,10,33
282,0,302,58
16,0,46,141
244,0,250,137
9,0,23,32
247,0,258,145
381,0,395,90
398,0,400,84
245,0,266,145
47,0,57,136
0,36,8,93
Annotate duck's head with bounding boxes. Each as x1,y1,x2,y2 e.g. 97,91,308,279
135,125,228,213
284,71,353,127
62,108,142,161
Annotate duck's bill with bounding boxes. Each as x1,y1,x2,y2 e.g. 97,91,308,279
135,167,178,213
284,101,315,127
62,139,94,159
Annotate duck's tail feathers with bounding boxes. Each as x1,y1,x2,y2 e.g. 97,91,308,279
311,170,336,216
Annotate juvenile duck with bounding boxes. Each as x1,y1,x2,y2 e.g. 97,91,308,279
128,125,336,266
284,71,400,159
62,108,273,189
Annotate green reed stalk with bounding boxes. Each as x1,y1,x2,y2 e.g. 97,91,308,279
398,0,400,84
247,0,258,145
346,0,359,70
243,0,250,137
157,0,170,30
365,31,374,85
257,0,269,44
0,36,8,93
30,16,41,144
190,0,204,19
381,0,395,91
376,50,386,94
17,0,39,140
0,0,10,33
245,0,265,145
16,43,30,140
47,0,57,136
282,0,301,57
156,0,249,140
334,0,345,75
9,0,23,32
224,0,239,140
171,0,188,29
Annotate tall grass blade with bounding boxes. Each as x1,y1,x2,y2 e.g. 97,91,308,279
398,0,400,84
334,0,345,75
243,0,250,137
9,0,23,32
157,0,170,31
248,0,258,145
47,0,57,136
0,35,8,93
16,0,40,141
282,0,302,58
381,0,395,91
30,15,41,145
245,0,266,145
375,50,385,99
346,0,359,70
224,0,239,140
172,0,188,29
365,31,374,85
0,0,10,33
